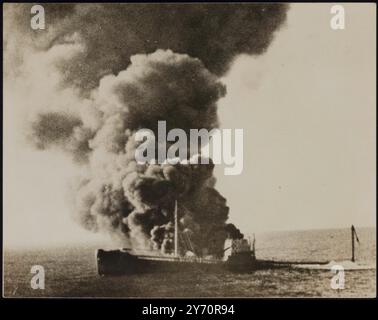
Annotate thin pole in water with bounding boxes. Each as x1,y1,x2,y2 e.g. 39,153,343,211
351,225,360,262
351,225,355,262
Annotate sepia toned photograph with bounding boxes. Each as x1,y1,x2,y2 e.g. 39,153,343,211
2,2,376,300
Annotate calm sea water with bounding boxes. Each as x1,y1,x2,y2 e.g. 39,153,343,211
3,227,376,298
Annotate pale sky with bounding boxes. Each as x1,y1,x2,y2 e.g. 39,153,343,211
3,4,376,248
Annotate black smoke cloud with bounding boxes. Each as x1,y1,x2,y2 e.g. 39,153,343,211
28,112,94,163
8,3,288,92
9,3,288,255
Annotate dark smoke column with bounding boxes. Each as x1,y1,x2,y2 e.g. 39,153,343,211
7,3,288,92
21,4,288,255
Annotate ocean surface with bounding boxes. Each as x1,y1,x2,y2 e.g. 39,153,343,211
3,227,376,298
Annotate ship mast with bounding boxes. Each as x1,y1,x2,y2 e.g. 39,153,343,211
174,200,178,257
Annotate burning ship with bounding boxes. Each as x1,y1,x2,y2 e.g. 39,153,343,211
96,201,257,275
23,4,290,276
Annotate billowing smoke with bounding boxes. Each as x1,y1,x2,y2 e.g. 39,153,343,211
6,3,288,256
6,3,288,93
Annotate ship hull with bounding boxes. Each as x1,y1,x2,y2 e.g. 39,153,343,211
96,249,257,275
